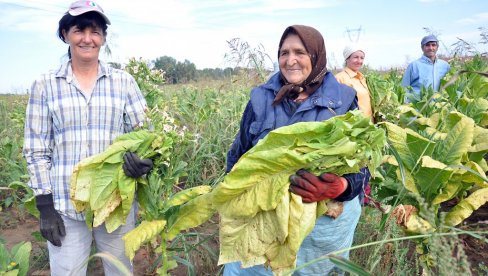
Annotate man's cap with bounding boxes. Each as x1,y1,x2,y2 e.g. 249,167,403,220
68,1,110,25
421,34,438,46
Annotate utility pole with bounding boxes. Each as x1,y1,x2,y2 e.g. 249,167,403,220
345,26,363,43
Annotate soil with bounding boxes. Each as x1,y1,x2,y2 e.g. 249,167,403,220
0,209,221,275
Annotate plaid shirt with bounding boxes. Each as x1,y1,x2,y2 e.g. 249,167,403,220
23,60,147,220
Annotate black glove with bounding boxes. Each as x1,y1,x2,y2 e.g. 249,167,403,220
36,194,66,247
123,152,154,178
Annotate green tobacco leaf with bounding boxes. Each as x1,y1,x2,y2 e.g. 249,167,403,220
166,192,215,240
117,169,137,217
444,187,488,226
414,156,453,203
383,122,434,172
89,163,120,210
123,220,166,261
11,241,31,276
434,112,474,165
70,130,158,228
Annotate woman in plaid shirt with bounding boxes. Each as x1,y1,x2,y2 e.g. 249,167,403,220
23,1,152,275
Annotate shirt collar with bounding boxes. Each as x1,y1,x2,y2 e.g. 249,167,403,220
344,67,364,80
55,59,111,83
264,72,345,109
421,55,436,64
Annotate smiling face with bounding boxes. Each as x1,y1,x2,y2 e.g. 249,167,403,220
278,34,312,85
345,50,365,72
422,41,438,61
63,25,105,63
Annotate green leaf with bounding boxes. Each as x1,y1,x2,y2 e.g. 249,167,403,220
23,195,39,219
0,243,10,270
122,220,166,261
117,169,137,217
383,122,434,171
89,163,120,210
11,242,31,276
414,156,453,203
434,112,474,165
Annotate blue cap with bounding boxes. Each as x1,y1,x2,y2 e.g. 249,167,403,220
421,35,438,46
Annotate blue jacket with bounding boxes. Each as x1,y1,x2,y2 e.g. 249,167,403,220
226,72,370,201
401,55,450,98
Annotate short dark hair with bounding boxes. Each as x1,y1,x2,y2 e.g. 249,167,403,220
57,11,108,43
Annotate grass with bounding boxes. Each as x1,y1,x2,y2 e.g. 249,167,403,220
350,206,485,275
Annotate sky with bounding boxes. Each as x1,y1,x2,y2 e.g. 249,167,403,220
1,0,487,94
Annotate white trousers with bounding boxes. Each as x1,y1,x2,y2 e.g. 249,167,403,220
47,204,136,276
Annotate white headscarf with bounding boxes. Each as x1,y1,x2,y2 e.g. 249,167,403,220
343,44,365,60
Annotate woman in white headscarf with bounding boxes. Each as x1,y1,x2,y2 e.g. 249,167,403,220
335,44,372,206
335,44,372,119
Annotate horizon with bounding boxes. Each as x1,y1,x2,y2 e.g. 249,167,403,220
1,0,487,93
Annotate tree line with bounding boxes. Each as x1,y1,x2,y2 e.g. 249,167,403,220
153,56,240,84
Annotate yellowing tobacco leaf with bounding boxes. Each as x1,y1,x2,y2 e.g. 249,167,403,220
214,111,386,274
123,220,166,261
444,187,488,226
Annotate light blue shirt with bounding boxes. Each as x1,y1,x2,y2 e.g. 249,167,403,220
23,60,147,220
401,55,450,98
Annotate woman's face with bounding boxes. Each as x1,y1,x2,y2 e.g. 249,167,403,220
345,50,365,72
279,34,312,85
63,25,105,62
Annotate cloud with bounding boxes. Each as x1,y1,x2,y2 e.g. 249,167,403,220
456,12,488,25
0,2,61,32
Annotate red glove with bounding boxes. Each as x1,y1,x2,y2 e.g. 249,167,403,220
289,169,348,203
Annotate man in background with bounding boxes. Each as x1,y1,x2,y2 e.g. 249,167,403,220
401,34,450,102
